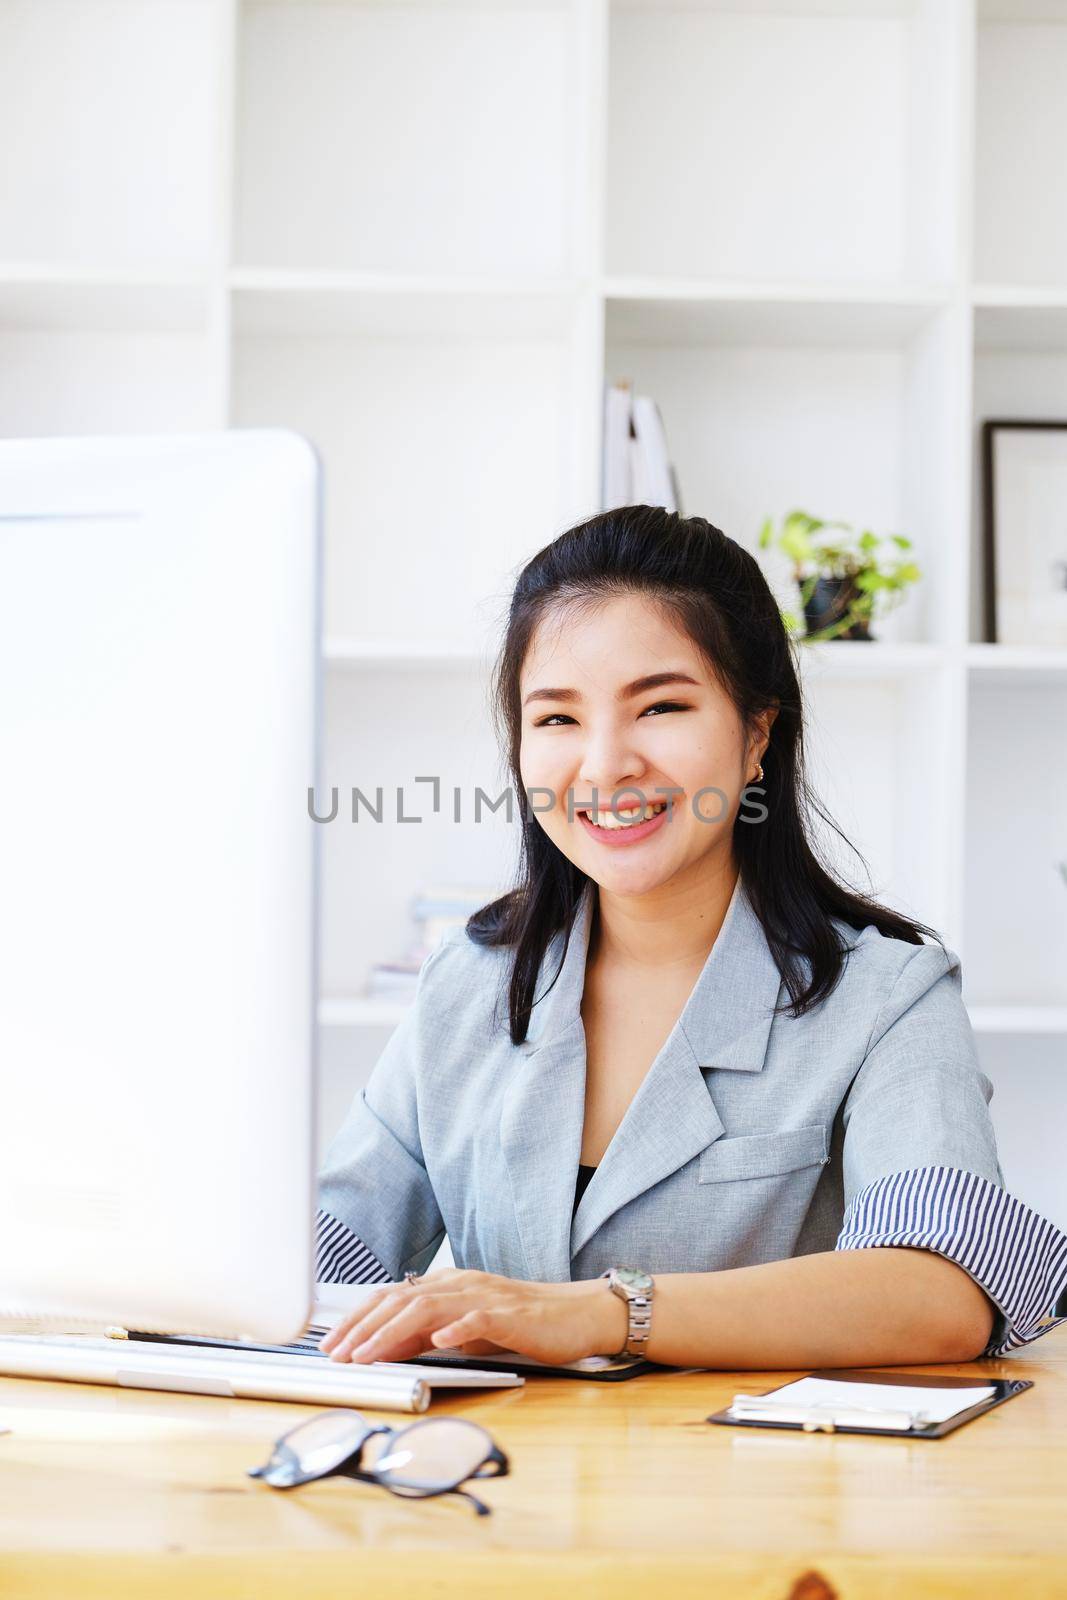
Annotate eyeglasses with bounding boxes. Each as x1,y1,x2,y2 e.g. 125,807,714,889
247,1409,509,1516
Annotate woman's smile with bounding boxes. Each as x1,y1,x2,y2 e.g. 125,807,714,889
576,799,672,848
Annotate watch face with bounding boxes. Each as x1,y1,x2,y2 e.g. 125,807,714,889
615,1267,653,1292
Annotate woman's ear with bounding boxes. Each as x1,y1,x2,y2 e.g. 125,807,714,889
750,704,779,760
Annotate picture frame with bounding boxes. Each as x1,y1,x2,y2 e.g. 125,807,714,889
981,420,1067,646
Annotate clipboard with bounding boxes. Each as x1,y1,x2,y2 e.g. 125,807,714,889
706,1368,1034,1439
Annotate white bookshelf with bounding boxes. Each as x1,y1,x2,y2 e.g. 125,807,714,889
2,0,1065,1209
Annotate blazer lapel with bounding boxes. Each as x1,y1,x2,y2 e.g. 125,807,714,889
499,873,786,1278
499,887,595,1283
570,873,785,1258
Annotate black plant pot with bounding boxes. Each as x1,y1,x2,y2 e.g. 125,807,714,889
803,576,872,641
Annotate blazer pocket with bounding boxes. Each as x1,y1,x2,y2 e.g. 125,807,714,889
698,1124,829,1184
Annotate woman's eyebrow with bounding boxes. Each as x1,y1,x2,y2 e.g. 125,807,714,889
522,671,700,707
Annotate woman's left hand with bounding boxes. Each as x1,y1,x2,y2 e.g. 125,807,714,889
317,1268,627,1366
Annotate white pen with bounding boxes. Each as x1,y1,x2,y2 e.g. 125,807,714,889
727,1393,929,1433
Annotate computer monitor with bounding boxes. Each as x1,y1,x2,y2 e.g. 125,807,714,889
0,431,322,1344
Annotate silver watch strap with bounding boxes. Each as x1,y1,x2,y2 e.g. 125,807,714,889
622,1289,653,1357
603,1269,654,1358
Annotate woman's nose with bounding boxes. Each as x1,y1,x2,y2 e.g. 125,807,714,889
577,732,646,798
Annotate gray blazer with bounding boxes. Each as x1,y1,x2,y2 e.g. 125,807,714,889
318,874,1003,1283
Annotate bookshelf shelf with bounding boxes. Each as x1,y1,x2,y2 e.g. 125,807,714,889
604,292,946,349
323,639,494,672
318,996,1067,1042
603,278,953,310
966,645,1067,684
6,0,1065,1211
321,638,947,679
319,997,410,1030
318,1000,1067,1039
972,286,1067,310
796,643,946,680
968,1007,1067,1038
229,268,585,298
0,277,215,339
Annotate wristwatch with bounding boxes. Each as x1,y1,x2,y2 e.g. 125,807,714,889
600,1266,655,1358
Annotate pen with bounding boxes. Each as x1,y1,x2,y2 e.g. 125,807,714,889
727,1393,929,1433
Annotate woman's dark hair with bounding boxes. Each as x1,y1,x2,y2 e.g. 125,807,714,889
467,505,952,1046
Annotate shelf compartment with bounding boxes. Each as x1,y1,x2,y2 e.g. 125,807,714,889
234,0,586,276
317,668,513,998
969,303,1067,644
972,1032,1067,1228
0,284,221,437
0,0,226,273
793,664,956,937
975,0,1067,287
606,0,961,285
231,284,594,647
963,680,1067,1010
605,295,963,646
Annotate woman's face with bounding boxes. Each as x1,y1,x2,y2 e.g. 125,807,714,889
518,593,774,899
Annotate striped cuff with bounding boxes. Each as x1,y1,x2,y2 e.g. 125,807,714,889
314,1207,392,1285
835,1165,1067,1357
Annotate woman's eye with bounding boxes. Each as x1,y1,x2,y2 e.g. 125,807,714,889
534,701,689,728
640,700,690,717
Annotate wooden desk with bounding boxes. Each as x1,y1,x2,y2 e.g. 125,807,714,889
1,1331,1065,1598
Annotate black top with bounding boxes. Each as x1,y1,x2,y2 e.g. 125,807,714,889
573,1163,597,1216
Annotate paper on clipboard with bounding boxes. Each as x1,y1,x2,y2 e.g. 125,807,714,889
741,1376,997,1425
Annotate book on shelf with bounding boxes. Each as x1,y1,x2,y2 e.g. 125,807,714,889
364,882,503,1002
602,379,681,515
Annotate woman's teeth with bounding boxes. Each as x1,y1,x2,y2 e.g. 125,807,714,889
581,802,667,831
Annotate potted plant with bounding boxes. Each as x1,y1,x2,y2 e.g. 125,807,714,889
758,510,921,643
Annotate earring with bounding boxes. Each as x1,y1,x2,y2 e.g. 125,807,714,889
752,762,764,784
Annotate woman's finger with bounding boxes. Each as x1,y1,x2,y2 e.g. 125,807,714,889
317,1286,394,1352
322,1271,481,1359
338,1291,474,1364
430,1307,504,1349
324,1286,422,1361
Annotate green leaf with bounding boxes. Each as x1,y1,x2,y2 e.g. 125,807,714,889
781,526,813,564
758,515,774,549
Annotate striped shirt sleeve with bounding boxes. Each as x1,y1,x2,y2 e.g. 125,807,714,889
835,1165,1067,1356
315,1207,392,1285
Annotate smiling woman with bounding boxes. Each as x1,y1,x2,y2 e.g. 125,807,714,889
315,505,1067,1372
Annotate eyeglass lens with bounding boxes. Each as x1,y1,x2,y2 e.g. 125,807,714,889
276,1410,374,1477
365,1418,495,1491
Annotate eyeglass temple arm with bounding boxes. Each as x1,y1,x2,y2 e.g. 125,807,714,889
452,1486,493,1517
472,1446,509,1479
